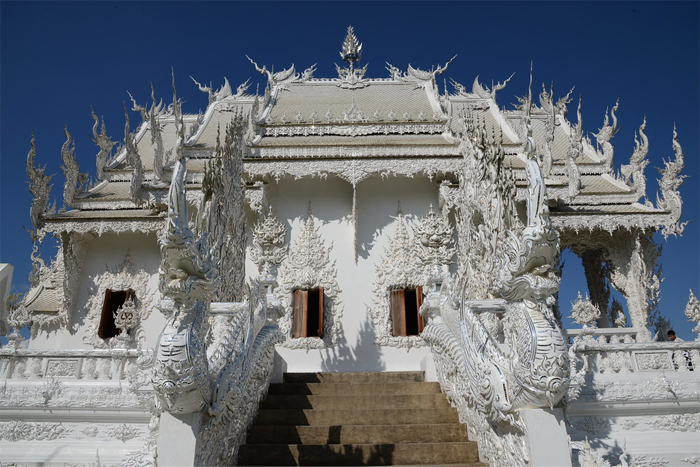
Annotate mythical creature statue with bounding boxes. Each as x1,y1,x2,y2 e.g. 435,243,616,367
152,151,215,414
491,71,569,408
421,71,569,465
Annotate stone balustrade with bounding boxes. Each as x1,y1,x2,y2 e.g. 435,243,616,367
0,348,149,381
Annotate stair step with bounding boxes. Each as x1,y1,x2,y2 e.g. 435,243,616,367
283,372,425,384
254,408,460,426
239,371,484,466
238,442,480,466
246,423,467,445
260,393,452,410
268,381,443,396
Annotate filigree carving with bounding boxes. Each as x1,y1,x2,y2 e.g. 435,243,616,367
122,106,144,205
539,83,556,176
634,351,673,371
191,76,232,103
0,420,70,441
45,359,79,377
421,76,569,465
26,135,55,230
573,416,610,434
594,99,619,174
277,208,342,349
656,126,688,238
406,55,456,84
91,109,116,182
649,413,700,432
454,111,518,300
685,290,700,339
253,145,461,160
569,292,601,327
152,150,215,414
107,424,142,443
250,208,287,278
60,126,88,209
567,97,583,199
196,325,283,465
336,26,368,89
83,251,156,349
198,115,247,302
471,73,514,104
414,205,455,278
247,55,298,88
148,84,167,185
621,117,650,202
369,210,424,348
607,233,660,341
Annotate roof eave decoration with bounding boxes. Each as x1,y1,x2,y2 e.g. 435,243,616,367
656,125,688,238
26,135,56,231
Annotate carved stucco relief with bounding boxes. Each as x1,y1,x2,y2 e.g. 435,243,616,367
369,207,455,348
82,252,158,349
369,211,425,349
0,420,71,442
277,210,342,349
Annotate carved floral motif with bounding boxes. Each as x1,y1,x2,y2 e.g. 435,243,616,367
369,210,424,348
107,424,142,443
45,359,79,378
250,209,287,278
573,416,610,434
277,208,342,349
569,292,601,326
0,421,70,442
83,252,157,349
685,290,700,339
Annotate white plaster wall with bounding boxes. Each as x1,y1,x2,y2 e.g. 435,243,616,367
260,175,445,373
28,232,164,350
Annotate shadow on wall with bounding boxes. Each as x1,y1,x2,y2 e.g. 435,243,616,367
320,315,384,373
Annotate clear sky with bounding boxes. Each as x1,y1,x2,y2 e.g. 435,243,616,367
1,1,698,338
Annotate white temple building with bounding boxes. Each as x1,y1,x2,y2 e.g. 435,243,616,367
1,27,699,466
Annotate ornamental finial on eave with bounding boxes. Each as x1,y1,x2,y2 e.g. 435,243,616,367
340,25,362,68
656,125,688,238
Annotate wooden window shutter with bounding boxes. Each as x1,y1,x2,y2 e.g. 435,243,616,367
390,289,407,336
316,287,324,338
416,286,425,334
98,289,115,339
291,289,308,338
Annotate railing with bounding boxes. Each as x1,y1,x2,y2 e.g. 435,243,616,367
569,337,700,374
0,348,149,381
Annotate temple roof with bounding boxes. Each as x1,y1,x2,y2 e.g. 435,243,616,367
30,47,684,238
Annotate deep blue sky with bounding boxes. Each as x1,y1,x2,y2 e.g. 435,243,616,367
1,1,698,338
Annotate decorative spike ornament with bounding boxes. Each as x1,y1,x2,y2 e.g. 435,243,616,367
26,134,55,229
340,25,362,70
656,125,688,238
60,125,87,209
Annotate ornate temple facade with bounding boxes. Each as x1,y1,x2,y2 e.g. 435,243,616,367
1,28,699,466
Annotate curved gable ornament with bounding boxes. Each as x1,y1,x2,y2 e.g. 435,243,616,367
277,209,342,349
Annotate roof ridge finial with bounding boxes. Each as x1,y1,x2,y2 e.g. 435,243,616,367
340,25,362,72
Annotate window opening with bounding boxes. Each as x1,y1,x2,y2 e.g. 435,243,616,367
98,288,135,339
391,286,424,337
291,288,324,338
